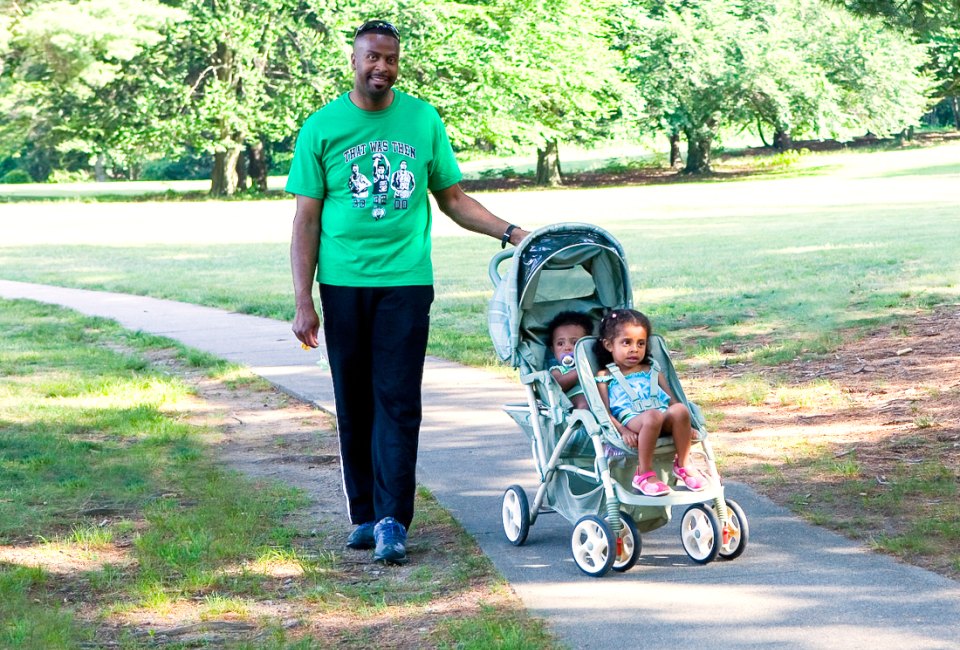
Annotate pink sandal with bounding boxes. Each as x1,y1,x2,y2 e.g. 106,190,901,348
632,470,671,496
672,462,706,491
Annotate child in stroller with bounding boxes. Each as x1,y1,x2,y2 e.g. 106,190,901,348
594,309,706,496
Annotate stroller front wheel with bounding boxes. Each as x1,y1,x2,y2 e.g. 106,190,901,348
501,485,530,546
571,515,616,577
680,504,721,564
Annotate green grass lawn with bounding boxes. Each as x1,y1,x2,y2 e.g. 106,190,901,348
0,299,555,648
1,200,957,370
1,141,958,370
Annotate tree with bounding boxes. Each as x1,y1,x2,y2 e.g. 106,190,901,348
833,0,960,128
349,0,625,186
487,0,624,185
166,0,345,195
619,0,749,173
619,0,932,172
739,0,931,148
0,0,185,180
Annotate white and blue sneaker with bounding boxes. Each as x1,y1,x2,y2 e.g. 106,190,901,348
373,517,408,564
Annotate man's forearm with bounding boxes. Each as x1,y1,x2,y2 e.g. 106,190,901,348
433,184,527,245
290,196,322,307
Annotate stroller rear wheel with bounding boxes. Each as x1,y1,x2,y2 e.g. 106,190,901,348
501,485,530,546
571,515,615,577
610,511,641,573
679,504,721,564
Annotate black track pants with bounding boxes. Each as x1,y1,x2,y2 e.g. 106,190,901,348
319,284,434,530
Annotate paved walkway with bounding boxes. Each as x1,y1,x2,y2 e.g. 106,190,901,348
2,279,958,649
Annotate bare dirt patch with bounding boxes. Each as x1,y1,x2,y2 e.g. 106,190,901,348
696,304,960,578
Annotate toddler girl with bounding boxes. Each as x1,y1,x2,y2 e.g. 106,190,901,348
594,309,705,496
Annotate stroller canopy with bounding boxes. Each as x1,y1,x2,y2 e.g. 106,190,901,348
489,222,632,369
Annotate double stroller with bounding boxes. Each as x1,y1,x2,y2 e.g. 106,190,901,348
488,223,748,577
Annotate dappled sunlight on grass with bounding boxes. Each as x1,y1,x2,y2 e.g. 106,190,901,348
773,380,851,409
149,252,216,261
44,376,191,409
694,374,771,407
435,289,494,301
0,540,133,576
198,594,254,621
769,243,883,255
633,286,697,304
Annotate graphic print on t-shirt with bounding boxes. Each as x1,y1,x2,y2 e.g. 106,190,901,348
390,160,415,207
342,140,418,220
371,150,391,221
347,163,371,199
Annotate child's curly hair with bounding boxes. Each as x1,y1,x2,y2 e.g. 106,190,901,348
546,311,595,346
594,308,653,366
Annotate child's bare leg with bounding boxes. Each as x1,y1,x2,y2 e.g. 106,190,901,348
663,404,706,490
662,403,694,466
571,395,588,410
626,410,664,474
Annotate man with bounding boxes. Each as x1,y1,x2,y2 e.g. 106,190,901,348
287,20,528,564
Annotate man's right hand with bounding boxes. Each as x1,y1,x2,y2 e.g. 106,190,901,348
290,194,323,349
293,304,321,348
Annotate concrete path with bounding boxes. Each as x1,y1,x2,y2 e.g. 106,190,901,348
2,279,958,649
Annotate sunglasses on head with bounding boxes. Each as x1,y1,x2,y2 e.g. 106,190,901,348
354,20,400,41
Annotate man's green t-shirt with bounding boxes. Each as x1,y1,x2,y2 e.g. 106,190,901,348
285,91,462,287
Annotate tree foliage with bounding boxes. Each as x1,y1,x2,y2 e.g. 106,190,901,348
0,0,948,186
162,0,345,194
618,0,932,172
1,0,185,179
833,0,960,123
620,0,755,172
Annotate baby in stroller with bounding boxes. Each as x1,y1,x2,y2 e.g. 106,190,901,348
546,311,594,411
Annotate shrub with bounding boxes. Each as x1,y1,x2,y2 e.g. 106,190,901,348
47,169,90,184
141,153,213,181
0,169,32,184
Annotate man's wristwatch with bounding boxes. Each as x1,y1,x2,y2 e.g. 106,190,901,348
501,224,519,249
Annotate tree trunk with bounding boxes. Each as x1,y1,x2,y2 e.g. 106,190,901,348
93,154,108,182
756,118,771,148
247,140,268,192
668,131,682,168
894,126,915,146
773,128,792,152
235,149,248,192
211,146,242,196
535,140,562,187
952,96,960,130
209,40,242,197
683,129,713,174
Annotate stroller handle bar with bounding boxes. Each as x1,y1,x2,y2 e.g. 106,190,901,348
488,248,515,288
